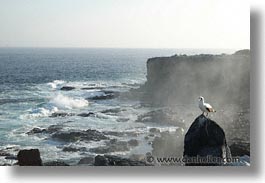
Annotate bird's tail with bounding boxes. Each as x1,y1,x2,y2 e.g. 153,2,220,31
210,108,216,112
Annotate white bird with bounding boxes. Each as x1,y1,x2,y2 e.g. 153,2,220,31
198,96,216,116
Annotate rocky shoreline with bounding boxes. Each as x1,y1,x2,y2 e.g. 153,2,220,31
0,50,250,166
0,110,249,166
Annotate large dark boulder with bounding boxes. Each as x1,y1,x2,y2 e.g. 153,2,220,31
17,149,42,166
183,114,230,166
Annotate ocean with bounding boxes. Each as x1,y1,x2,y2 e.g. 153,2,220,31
0,48,235,165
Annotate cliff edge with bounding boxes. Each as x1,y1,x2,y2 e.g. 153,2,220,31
138,50,250,107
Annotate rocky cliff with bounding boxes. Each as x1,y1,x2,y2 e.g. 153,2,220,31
138,49,250,108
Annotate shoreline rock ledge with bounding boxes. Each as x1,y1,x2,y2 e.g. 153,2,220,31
183,114,231,166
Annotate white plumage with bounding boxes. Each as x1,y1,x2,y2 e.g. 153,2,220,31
198,96,216,116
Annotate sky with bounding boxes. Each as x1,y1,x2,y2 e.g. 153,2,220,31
0,0,249,49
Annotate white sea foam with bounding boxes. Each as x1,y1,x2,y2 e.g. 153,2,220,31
21,106,59,119
47,80,65,89
49,94,88,109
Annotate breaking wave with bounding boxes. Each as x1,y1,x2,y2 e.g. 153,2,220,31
47,80,65,89
49,94,89,109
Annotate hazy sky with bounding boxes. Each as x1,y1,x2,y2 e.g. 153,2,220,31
0,0,249,49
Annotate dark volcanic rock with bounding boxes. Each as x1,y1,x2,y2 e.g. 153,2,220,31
81,87,104,90
89,146,110,154
60,86,75,91
149,128,160,133
62,146,86,152
88,91,120,100
43,161,69,166
229,142,250,156
46,124,64,133
17,149,42,166
183,114,230,166
89,95,115,100
51,129,109,142
26,127,46,135
101,108,125,114
94,155,109,166
77,112,95,117
94,155,149,166
50,112,75,118
5,155,17,160
27,125,63,135
0,150,12,157
78,157,95,165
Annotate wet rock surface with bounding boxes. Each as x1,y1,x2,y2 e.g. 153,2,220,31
149,128,160,133
229,141,250,156
78,157,95,165
51,129,109,142
50,112,75,118
46,124,64,133
60,86,75,91
87,91,120,100
26,124,64,135
0,150,12,157
101,108,125,115
81,87,104,90
26,127,46,135
77,112,95,117
17,149,42,166
62,146,86,152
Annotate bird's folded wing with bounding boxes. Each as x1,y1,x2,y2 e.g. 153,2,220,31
204,103,214,112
